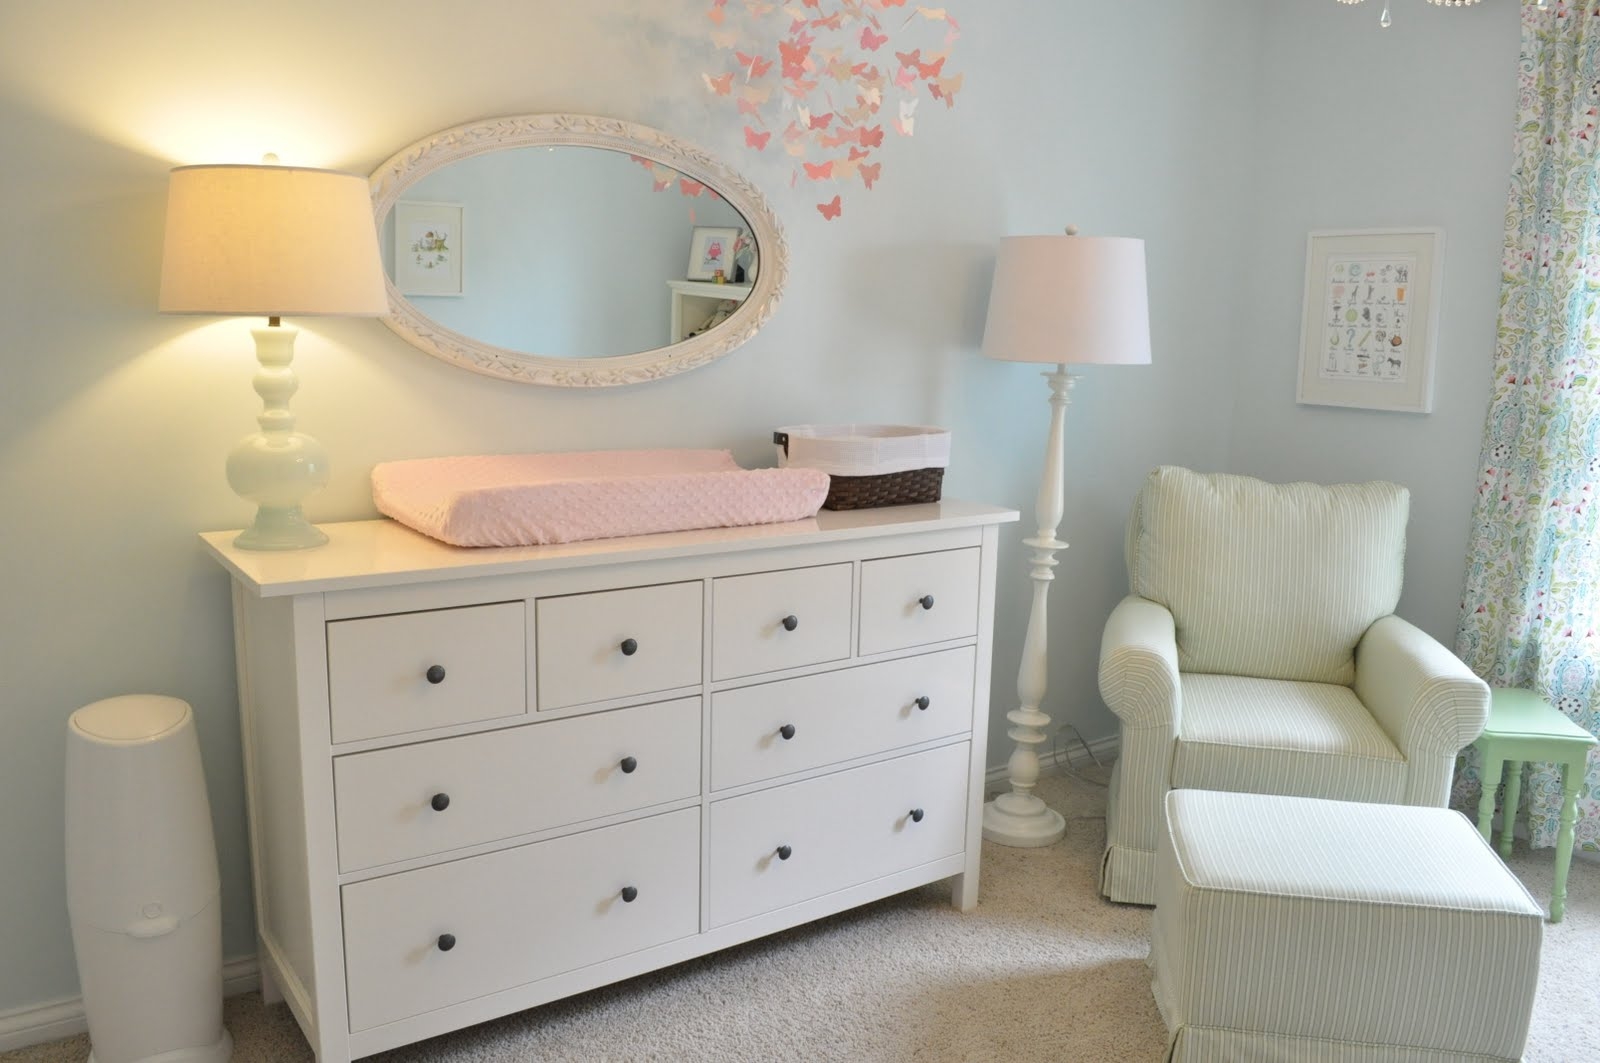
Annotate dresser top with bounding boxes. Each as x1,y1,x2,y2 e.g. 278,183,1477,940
201,500,1019,597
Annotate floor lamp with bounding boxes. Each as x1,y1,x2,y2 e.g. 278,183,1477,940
980,228,1151,847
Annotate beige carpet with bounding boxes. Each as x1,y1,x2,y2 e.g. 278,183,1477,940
7,765,1597,1062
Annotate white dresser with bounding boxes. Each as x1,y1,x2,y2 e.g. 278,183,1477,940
201,501,1017,1062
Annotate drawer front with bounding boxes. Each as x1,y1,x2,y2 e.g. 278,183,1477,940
858,549,981,656
327,602,526,744
334,697,701,872
710,647,975,790
536,582,703,710
706,742,969,928
712,564,853,681
342,807,700,1033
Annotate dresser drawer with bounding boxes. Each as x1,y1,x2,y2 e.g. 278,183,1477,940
536,582,702,710
706,742,969,928
333,697,701,872
711,563,852,681
342,807,699,1033
710,647,975,790
858,549,981,655
327,602,527,744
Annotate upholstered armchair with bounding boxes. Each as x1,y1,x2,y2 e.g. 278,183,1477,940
1098,467,1490,905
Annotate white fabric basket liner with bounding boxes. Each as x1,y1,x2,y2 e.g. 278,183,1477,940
775,424,951,478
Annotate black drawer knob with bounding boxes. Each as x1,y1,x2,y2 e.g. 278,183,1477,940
778,723,796,741
620,885,639,903
919,595,936,611
775,844,793,861
619,756,638,774
910,808,925,823
425,664,446,684
430,793,450,812
914,696,931,711
781,614,799,632
620,638,639,657
437,933,456,952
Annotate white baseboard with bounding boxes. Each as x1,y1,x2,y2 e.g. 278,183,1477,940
0,956,259,1053
985,730,1120,787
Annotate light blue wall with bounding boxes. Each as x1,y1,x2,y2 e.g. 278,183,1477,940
389,146,745,356
2,0,1263,1015
1228,2,1521,645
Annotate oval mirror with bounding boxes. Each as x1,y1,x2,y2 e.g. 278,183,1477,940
370,114,788,386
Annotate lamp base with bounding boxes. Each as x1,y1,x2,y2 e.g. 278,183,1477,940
223,323,331,552
982,792,1066,848
234,506,329,551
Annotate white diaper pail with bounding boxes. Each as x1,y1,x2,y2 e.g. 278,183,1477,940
65,695,233,1063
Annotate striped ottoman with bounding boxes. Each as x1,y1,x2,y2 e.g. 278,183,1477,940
1152,790,1544,1063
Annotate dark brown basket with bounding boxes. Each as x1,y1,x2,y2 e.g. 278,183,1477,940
822,467,944,510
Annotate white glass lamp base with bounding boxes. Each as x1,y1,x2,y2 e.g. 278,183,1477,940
982,791,1066,847
225,324,330,551
233,505,329,550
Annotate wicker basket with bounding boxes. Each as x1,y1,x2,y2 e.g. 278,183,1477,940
774,424,950,510
819,466,945,510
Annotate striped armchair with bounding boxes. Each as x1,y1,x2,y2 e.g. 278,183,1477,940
1098,467,1490,905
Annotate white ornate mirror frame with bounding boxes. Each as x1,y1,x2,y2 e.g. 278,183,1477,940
370,113,789,387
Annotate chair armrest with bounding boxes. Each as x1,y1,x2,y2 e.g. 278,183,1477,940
1099,595,1181,732
1354,615,1489,756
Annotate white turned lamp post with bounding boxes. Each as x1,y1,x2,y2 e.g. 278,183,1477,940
980,228,1151,847
160,162,389,550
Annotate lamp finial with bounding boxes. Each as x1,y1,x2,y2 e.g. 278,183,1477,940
1064,224,1080,237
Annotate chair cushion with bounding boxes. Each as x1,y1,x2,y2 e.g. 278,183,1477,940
1172,674,1406,803
1126,466,1408,684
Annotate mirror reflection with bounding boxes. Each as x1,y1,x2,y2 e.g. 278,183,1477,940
380,146,757,359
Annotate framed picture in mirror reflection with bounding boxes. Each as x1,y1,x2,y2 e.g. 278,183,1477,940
395,201,464,296
686,226,741,281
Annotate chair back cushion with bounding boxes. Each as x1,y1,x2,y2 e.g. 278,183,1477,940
1126,466,1408,685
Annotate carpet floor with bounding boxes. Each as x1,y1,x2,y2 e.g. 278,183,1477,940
7,764,1597,1062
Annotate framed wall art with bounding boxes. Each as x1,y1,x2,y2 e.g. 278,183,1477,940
686,226,741,281
1296,227,1443,413
394,201,463,296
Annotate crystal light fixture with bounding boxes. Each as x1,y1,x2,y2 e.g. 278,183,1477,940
1336,0,1483,29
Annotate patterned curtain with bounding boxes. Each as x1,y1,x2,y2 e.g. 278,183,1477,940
1455,1,1600,851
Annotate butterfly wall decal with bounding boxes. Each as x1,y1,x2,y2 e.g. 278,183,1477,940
704,0,965,222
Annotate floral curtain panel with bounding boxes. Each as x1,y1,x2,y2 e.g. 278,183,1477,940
1455,1,1600,851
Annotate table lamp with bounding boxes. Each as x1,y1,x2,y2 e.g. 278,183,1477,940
159,163,389,550
980,227,1151,847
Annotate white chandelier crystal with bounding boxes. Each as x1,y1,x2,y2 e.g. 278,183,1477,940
1336,0,1486,29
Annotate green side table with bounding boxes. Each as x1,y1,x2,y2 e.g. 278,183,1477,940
1474,687,1598,923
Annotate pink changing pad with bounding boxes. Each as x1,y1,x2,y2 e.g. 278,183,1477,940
371,450,831,547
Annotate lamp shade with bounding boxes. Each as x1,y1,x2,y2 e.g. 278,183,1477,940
980,234,1151,365
159,164,389,317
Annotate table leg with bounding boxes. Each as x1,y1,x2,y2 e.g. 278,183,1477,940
1477,752,1504,843
1499,760,1523,859
1552,760,1583,924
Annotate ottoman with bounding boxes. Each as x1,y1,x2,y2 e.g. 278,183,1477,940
1152,790,1544,1063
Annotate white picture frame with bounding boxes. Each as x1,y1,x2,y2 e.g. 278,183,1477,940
686,226,741,281
394,201,464,296
1296,227,1443,413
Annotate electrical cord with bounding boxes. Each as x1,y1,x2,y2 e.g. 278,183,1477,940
1051,721,1109,791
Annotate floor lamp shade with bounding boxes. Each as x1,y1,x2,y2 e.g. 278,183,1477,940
159,164,389,317
981,235,1151,366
